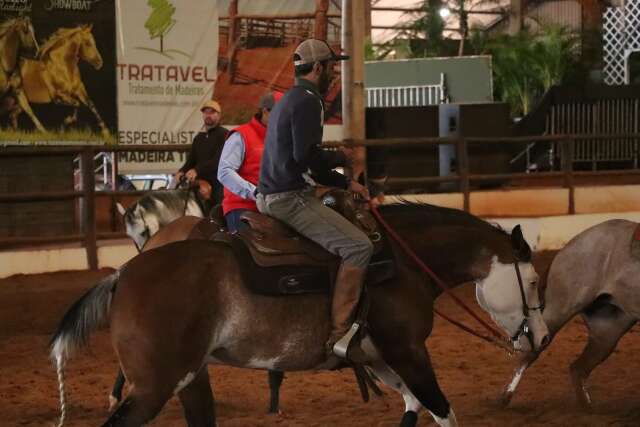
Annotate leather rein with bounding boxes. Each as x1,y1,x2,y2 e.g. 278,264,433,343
369,204,542,353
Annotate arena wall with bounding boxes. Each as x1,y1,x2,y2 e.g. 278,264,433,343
2,185,640,278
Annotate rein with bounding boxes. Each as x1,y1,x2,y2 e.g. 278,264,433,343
369,204,514,352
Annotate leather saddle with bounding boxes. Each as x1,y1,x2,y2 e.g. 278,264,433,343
190,190,395,296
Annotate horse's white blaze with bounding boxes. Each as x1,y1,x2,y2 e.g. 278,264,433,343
475,256,546,351
368,361,424,413
173,371,196,394
430,408,458,427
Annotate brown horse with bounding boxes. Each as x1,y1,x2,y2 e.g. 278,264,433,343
50,198,549,427
0,16,45,132
15,25,109,136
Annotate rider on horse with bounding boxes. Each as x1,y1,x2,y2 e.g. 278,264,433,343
256,39,372,362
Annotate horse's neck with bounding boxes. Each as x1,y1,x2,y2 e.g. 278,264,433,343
387,221,488,293
45,38,79,73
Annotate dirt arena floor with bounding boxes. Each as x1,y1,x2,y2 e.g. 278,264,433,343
1,252,640,426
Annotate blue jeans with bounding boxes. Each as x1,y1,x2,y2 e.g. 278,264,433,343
256,188,373,268
225,208,252,233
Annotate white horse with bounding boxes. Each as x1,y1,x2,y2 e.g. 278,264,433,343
116,189,204,251
501,219,640,407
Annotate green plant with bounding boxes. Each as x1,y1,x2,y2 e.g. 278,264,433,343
473,25,581,116
145,0,176,52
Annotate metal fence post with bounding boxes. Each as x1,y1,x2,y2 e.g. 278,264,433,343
561,137,575,214
456,138,470,212
81,148,98,270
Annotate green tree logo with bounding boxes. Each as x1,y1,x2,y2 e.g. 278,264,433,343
136,0,190,60
145,0,175,52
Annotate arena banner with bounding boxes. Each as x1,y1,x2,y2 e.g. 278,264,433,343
0,0,117,143
116,0,218,174
117,0,343,175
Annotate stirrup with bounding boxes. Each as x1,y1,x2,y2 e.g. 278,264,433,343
332,322,361,359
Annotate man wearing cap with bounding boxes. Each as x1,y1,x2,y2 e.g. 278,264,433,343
218,91,283,232
175,100,228,209
256,39,373,363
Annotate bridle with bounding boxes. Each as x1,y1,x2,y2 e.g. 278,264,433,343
510,262,545,348
369,203,543,353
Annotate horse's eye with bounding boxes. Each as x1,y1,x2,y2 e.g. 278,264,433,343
529,281,537,286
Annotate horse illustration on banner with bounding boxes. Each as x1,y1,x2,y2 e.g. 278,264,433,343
9,24,110,137
0,16,45,132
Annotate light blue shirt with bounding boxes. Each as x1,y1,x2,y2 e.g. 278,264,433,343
217,132,257,201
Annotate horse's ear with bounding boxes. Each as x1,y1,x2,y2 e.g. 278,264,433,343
116,202,126,216
511,225,532,261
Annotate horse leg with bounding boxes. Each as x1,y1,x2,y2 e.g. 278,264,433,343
178,367,216,427
500,351,540,406
569,304,636,407
77,86,109,137
101,383,173,427
9,74,46,132
108,368,126,411
369,346,456,427
63,108,78,126
267,370,284,413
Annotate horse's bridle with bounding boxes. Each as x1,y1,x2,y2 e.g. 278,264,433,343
510,261,545,347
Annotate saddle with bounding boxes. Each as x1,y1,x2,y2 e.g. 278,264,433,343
189,190,395,296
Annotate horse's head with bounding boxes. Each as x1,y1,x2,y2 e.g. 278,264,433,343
0,17,38,71
379,203,549,353
77,25,102,69
16,17,38,55
117,202,152,252
473,225,549,353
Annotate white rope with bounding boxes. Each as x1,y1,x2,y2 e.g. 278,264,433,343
55,354,67,427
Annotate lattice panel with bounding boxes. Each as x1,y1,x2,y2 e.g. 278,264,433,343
603,7,627,85
603,1,640,85
626,0,640,50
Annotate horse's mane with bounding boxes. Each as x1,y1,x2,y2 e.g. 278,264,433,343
378,199,508,236
0,18,22,39
135,190,192,216
39,26,85,59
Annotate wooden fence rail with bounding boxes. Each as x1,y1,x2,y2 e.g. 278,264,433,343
1,133,639,269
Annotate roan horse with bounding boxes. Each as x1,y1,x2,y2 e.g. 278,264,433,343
51,196,550,427
501,219,640,407
13,25,110,136
116,189,204,252
0,16,45,132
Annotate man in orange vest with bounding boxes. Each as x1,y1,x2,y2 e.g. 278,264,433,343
217,91,283,232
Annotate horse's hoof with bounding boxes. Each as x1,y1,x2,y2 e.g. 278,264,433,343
108,395,119,412
499,390,514,407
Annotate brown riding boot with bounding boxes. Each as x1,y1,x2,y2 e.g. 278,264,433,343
326,263,369,363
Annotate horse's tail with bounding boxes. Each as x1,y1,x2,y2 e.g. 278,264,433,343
49,270,119,427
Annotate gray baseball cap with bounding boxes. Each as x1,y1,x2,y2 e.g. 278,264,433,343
293,39,349,66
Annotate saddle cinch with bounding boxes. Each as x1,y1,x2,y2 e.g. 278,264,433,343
191,190,396,296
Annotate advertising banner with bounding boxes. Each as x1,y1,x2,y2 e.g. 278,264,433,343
0,0,117,142
116,0,219,173
119,0,344,175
